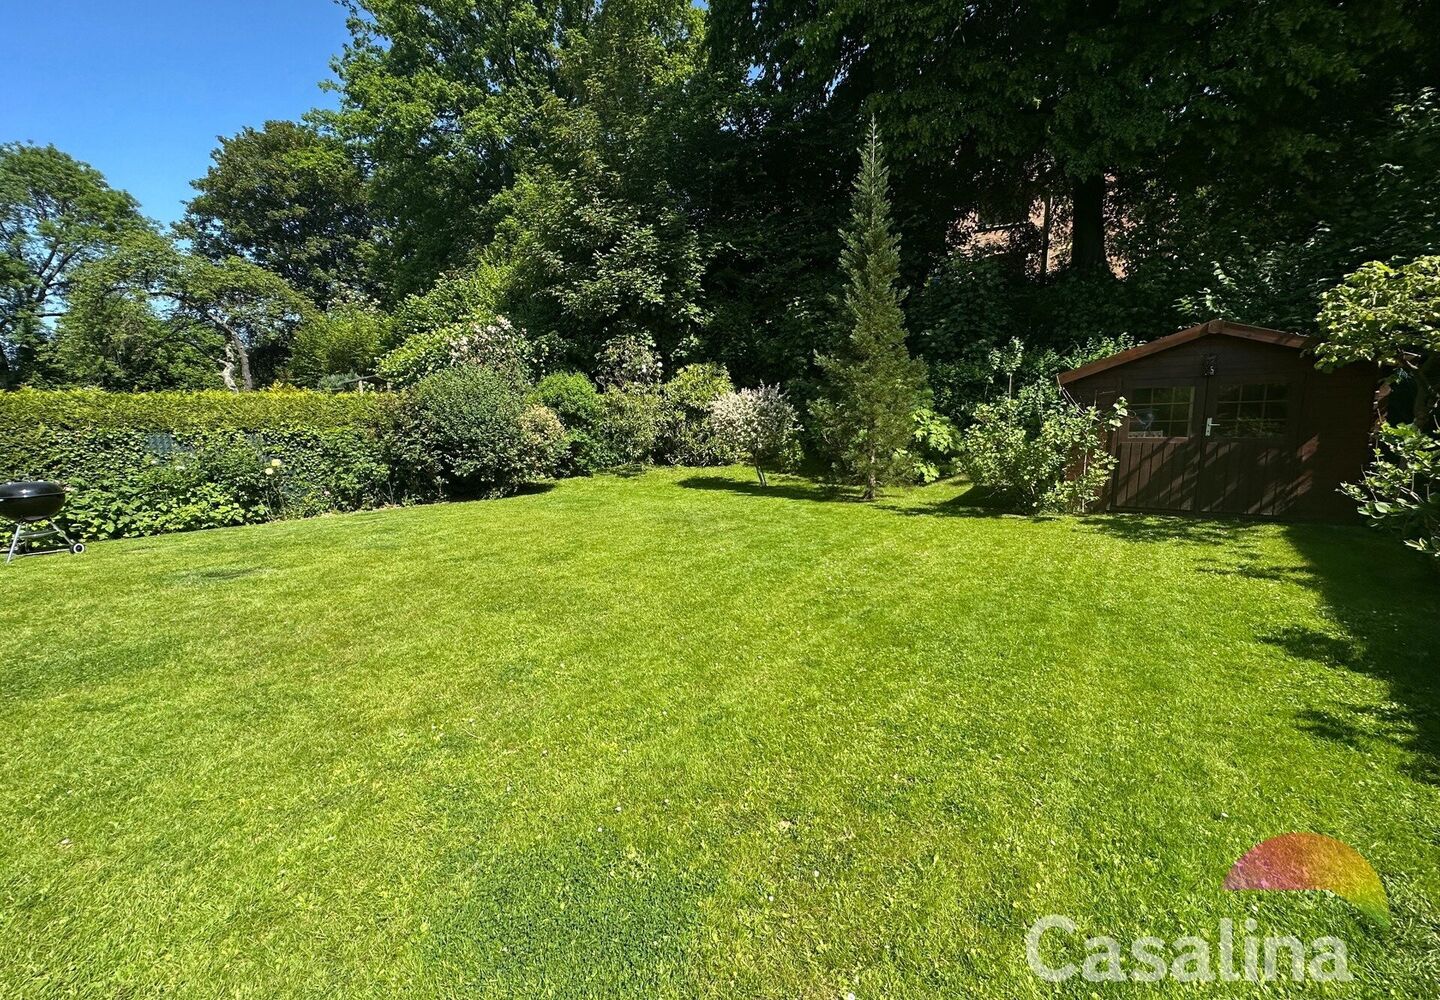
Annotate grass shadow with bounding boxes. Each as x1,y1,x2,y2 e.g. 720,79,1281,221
676,475,859,504
1273,532,1440,786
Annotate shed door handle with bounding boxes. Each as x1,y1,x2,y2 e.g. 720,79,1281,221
1205,418,1216,437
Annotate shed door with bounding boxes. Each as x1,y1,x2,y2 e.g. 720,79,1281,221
1110,379,1204,512
1194,377,1302,516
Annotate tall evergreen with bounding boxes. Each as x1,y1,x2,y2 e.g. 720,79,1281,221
811,119,928,500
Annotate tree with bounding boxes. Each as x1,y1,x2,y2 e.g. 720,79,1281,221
1317,256,1440,426
0,143,146,385
59,231,316,390
329,0,592,299
485,0,711,368
182,120,376,308
810,121,928,500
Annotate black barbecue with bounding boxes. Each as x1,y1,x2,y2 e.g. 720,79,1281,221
0,482,85,564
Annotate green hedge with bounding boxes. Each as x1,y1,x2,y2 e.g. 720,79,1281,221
0,390,401,541
0,388,387,433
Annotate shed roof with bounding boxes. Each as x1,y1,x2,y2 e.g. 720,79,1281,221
1057,319,1313,386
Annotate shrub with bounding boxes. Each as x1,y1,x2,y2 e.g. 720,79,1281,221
289,298,390,387
600,387,663,466
376,315,533,388
406,365,564,496
596,333,663,391
0,387,385,431
904,407,959,484
708,385,801,486
529,371,616,474
1343,422,1439,563
958,382,1125,513
659,363,735,465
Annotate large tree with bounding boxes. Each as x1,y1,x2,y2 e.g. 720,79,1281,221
329,0,593,300
181,120,376,308
0,143,146,385
811,121,928,500
56,231,316,391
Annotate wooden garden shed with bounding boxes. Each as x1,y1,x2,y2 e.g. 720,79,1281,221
1058,319,1384,520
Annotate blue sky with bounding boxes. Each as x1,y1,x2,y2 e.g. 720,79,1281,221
1,1,352,225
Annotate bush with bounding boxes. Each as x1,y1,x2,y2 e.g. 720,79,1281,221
600,387,663,466
1344,422,1439,563
904,407,959,484
659,363,735,465
376,315,533,388
708,385,801,486
596,333,663,391
289,299,390,387
0,389,398,540
529,372,616,474
958,382,1125,513
406,365,565,496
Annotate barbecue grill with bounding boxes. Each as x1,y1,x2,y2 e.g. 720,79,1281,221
0,482,85,565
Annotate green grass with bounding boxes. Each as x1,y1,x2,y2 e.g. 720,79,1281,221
2,468,1437,998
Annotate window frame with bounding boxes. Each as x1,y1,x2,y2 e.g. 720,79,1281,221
1208,379,1295,441
1122,382,1198,442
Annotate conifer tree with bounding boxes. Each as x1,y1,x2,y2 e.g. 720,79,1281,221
811,119,928,500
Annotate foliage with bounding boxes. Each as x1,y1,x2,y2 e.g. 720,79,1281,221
1317,256,1440,424
707,385,800,485
904,407,959,484
0,143,146,386
376,315,532,388
959,382,1126,514
595,332,664,391
405,365,565,496
180,120,376,307
55,229,316,390
1342,421,1440,564
529,371,615,475
658,362,735,466
599,386,664,467
0,389,397,539
811,122,929,499
288,296,390,388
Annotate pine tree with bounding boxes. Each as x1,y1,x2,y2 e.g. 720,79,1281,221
811,119,928,500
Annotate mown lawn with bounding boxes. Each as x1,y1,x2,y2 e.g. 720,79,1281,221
2,468,1437,998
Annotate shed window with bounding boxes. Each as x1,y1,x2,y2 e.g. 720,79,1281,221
1127,387,1194,439
1213,383,1289,438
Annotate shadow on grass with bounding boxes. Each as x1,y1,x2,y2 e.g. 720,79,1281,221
1266,530,1440,786
676,475,859,504
683,471,1440,785
1085,511,1440,784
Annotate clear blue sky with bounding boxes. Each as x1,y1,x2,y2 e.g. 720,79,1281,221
1,1,352,225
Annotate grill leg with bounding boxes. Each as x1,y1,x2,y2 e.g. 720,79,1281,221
6,523,21,565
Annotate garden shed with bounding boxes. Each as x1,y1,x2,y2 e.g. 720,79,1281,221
1058,319,1384,520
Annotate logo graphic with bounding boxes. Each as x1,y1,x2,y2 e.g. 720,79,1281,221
1224,833,1389,927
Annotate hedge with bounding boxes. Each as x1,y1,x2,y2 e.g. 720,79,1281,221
0,389,401,541
0,388,387,433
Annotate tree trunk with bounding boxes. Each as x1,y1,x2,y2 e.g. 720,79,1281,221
221,331,254,391
1070,174,1107,272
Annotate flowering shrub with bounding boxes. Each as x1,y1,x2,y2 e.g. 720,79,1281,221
376,315,533,387
1343,422,1439,563
596,333,663,390
707,385,801,485
958,383,1125,513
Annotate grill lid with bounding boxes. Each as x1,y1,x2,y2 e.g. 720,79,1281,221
0,481,65,500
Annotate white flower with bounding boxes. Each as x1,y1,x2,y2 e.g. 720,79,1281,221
270,459,283,468
264,467,276,477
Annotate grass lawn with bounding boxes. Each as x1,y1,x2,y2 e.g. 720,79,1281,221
2,468,1438,998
